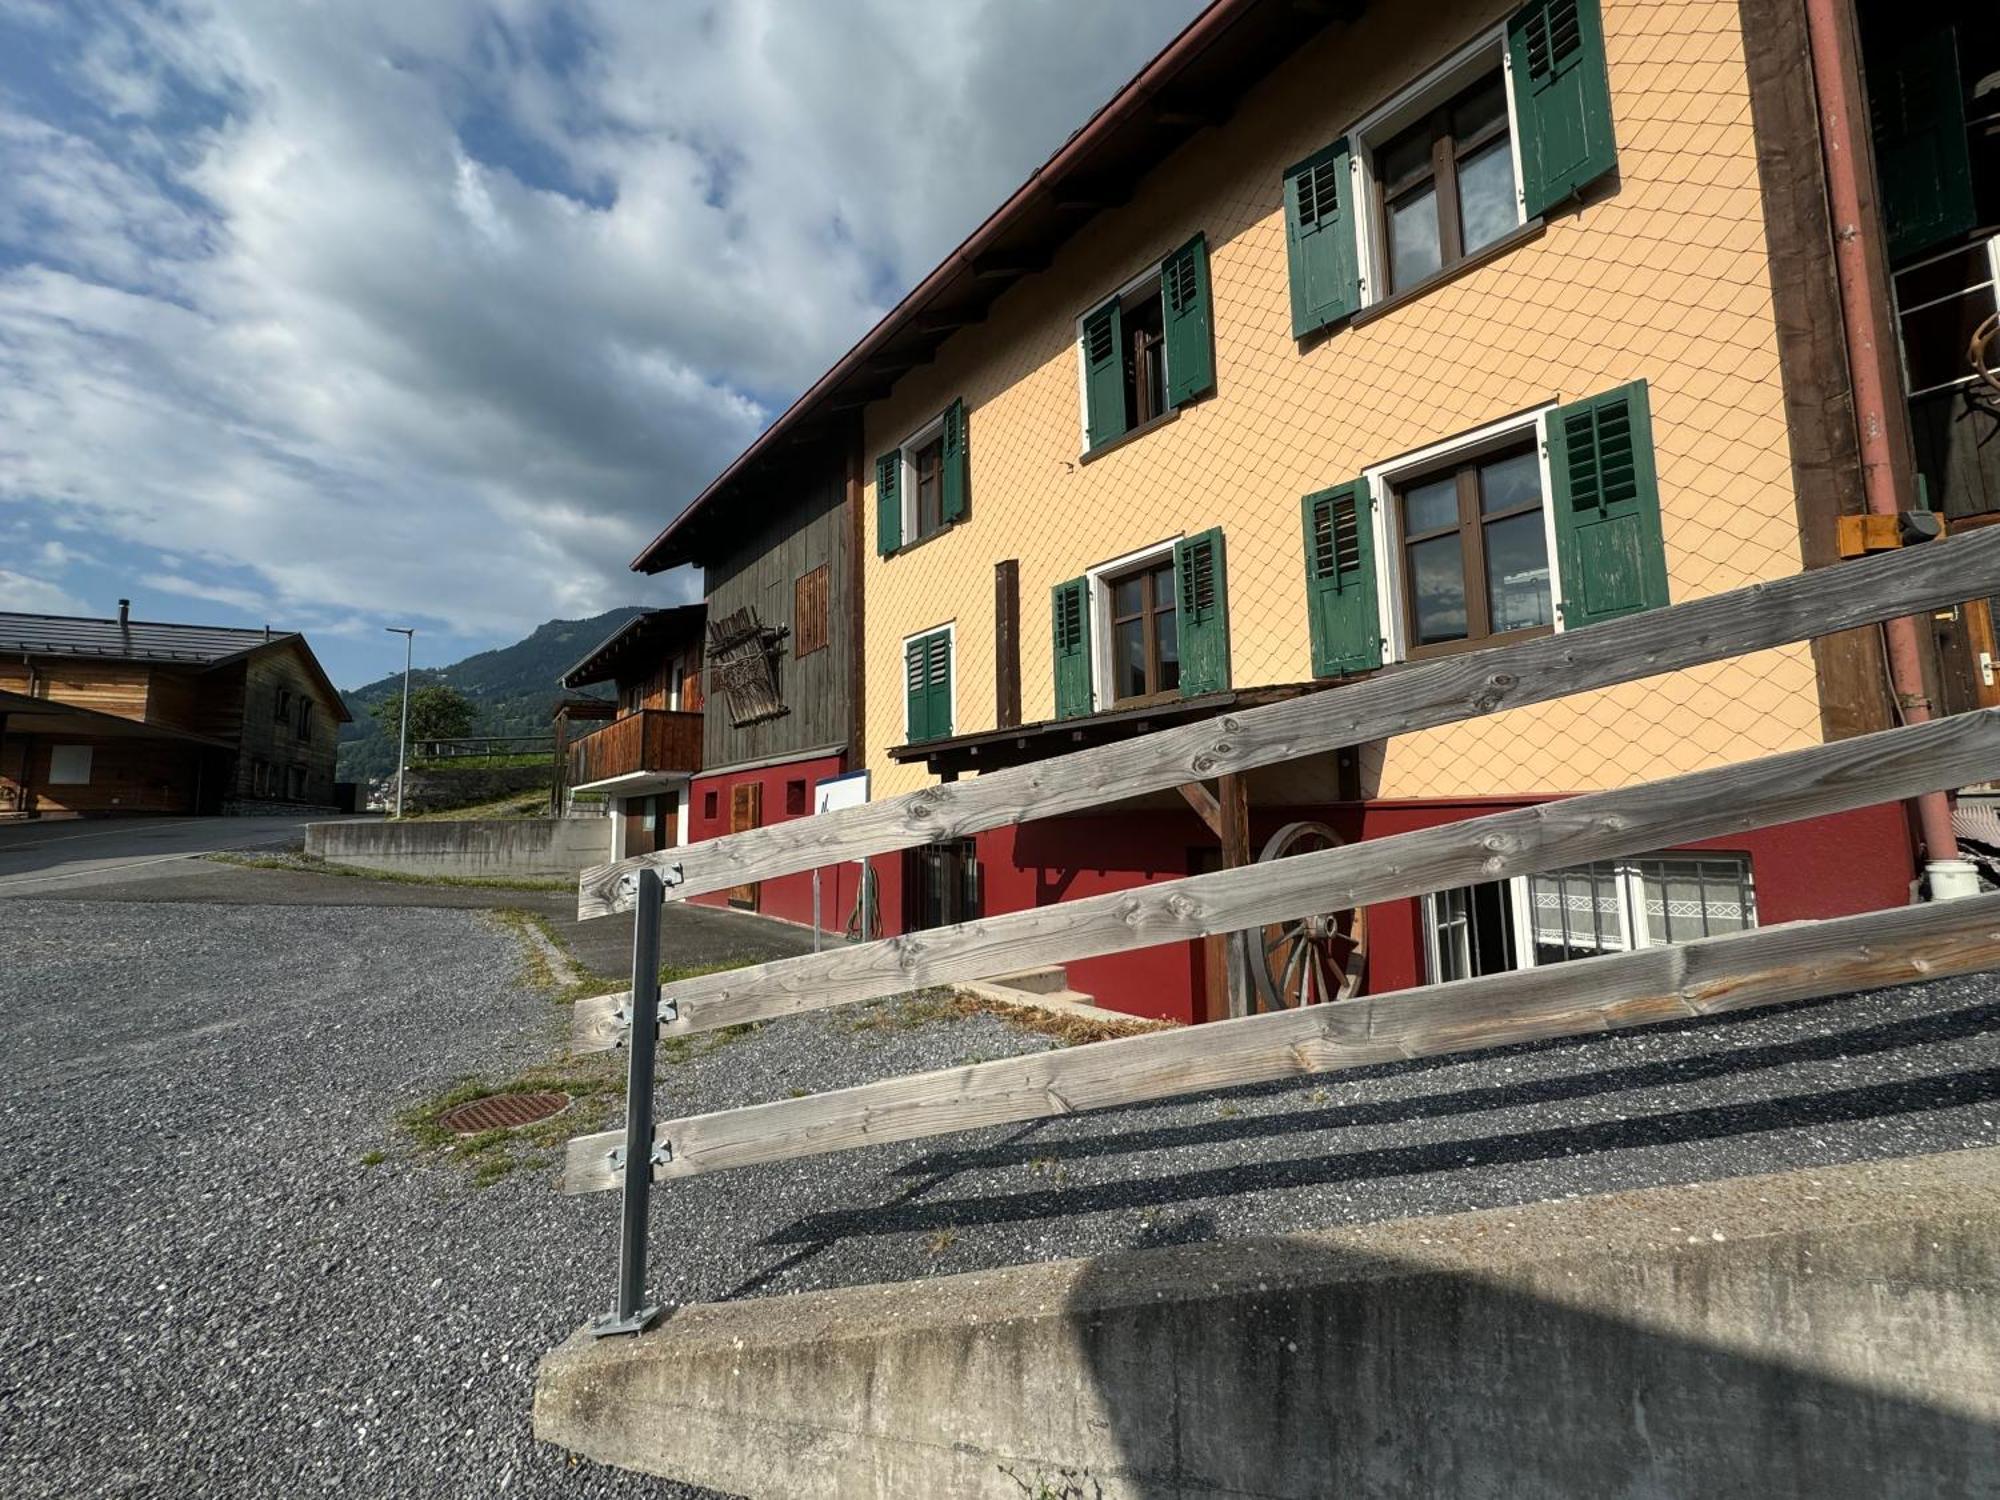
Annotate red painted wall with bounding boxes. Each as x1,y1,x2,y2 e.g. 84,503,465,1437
687,753,860,935
870,795,1919,1024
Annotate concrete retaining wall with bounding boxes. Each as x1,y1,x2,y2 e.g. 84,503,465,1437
306,817,607,879
535,1147,2000,1498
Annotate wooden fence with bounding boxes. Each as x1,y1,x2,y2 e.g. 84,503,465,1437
561,532,2000,1325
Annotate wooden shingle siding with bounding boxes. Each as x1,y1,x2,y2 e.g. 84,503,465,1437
701,451,854,771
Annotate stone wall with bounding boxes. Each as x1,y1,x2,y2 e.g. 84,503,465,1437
305,817,607,880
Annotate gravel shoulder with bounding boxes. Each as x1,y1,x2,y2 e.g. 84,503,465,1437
4,895,1999,1497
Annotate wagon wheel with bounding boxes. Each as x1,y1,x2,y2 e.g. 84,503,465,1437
1249,821,1368,1010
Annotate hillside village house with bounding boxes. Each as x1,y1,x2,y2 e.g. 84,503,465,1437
558,605,706,860
0,604,350,818
631,0,1999,1020
628,444,868,933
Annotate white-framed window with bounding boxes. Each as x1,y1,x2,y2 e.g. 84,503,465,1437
1084,537,1181,710
1347,27,1526,307
902,621,955,744
1364,403,1562,663
1423,853,1757,983
896,410,948,547
47,744,92,785
1893,232,2000,399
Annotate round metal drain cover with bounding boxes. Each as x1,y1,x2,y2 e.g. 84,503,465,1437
438,1091,571,1134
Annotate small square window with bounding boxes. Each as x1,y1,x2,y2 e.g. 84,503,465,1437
703,790,719,820
47,744,92,785
785,778,807,815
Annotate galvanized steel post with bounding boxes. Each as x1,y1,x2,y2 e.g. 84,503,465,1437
591,865,664,1336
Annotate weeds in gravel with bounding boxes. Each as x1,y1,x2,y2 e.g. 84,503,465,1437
205,849,569,893
359,1149,388,1167
399,1055,624,1187
491,909,622,1005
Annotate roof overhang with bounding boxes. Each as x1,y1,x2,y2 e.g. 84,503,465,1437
560,605,708,690
0,689,235,748
632,0,1363,575
571,769,694,797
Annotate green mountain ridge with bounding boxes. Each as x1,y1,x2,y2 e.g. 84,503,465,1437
336,607,648,782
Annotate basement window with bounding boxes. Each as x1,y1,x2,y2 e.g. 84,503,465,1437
1424,853,1755,982
1893,234,2000,398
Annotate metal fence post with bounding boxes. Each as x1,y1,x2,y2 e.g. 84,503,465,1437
591,865,664,1336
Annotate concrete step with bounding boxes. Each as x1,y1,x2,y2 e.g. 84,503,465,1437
985,964,1071,996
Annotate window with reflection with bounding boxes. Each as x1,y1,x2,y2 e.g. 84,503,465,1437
1376,71,1516,294
1107,556,1180,704
1396,442,1552,656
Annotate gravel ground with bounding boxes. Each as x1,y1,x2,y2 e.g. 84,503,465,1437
4,896,2000,1497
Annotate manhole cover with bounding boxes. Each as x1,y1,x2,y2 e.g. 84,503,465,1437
438,1091,571,1134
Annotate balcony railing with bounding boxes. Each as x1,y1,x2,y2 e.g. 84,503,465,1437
568,709,702,787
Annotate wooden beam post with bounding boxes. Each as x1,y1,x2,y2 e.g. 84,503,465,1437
1218,772,1252,1020
561,891,2000,1191
576,532,2000,918
570,709,2000,1047
994,561,1021,731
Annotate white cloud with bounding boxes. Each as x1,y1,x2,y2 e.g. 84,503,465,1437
0,0,1202,646
0,567,91,615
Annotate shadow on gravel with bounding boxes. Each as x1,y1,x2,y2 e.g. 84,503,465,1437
889,996,2000,1177
1060,1230,2000,1495
762,1066,2000,1243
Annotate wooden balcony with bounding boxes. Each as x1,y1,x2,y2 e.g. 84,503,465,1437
568,709,702,787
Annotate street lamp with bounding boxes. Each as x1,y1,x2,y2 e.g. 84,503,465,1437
385,626,415,818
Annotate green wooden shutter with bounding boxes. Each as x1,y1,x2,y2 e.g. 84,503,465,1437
904,630,952,742
1173,528,1230,699
1051,577,1093,720
940,398,969,524
1282,139,1359,337
1081,300,1125,450
1870,28,1976,262
1162,233,1214,408
1549,381,1669,628
1508,0,1616,218
1302,481,1381,677
875,450,901,557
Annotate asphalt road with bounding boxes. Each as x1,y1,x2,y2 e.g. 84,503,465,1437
0,815,356,897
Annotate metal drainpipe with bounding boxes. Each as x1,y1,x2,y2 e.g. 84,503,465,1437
1801,0,1971,898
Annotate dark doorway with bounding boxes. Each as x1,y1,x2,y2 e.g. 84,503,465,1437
905,838,980,931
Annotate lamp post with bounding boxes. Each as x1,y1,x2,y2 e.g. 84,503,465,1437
385,626,415,819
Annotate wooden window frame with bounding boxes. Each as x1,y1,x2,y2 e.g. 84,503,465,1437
1074,264,1170,455
1392,433,1553,661
1373,70,1513,295
793,564,830,658
891,413,951,552
1100,549,1180,708
1346,29,1525,309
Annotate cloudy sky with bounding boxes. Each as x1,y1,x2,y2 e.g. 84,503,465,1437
0,0,1203,687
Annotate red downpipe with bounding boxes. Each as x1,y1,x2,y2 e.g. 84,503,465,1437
1801,0,1960,875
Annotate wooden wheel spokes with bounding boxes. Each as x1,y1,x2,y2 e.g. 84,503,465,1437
1251,821,1369,1010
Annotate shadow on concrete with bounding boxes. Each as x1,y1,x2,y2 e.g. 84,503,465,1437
763,1065,2000,1244
888,995,2000,1178
1055,1223,2000,1497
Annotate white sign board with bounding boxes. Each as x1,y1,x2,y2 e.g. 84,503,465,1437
812,769,870,816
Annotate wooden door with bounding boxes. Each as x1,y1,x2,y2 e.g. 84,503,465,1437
728,782,761,909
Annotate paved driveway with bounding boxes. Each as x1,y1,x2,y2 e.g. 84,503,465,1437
0,815,356,897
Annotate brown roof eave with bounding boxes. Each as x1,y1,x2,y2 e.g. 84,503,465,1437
631,0,1322,576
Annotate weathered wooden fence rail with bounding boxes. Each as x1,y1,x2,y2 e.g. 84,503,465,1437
564,892,2000,1191
576,530,2000,915
564,535,2000,1328
571,709,1999,1048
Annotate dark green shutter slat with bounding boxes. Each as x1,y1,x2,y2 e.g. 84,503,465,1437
875,450,901,557
904,637,925,740
1081,300,1125,450
1163,234,1214,408
940,398,969,524
1508,0,1616,217
1302,481,1381,676
1550,380,1669,628
1172,528,1230,699
1870,28,1976,261
1282,138,1358,337
1051,577,1092,720
905,630,953,741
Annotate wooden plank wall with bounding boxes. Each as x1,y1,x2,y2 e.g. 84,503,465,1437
0,660,151,721
699,449,853,770
227,646,342,803
0,736,205,815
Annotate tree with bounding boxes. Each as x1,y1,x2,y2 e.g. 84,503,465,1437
372,681,477,746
